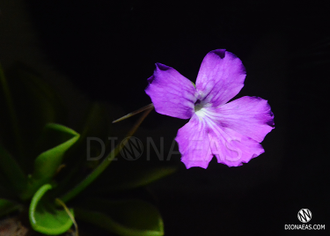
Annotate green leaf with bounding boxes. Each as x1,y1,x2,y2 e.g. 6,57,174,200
75,199,164,236
0,63,25,164
32,123,79,189
21,123,80,200
0,63,67,170
0,144,27,194
51,102,111,197
0,169,19,199
29,184,74,235
93,165,177,193
0,198,22,217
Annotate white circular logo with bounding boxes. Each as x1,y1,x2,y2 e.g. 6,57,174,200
297,208,312,223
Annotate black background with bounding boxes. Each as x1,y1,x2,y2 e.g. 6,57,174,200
4,0,330,235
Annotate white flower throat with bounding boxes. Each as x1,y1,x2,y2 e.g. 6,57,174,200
194,98,209,119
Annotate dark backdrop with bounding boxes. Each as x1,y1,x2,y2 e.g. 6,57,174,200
25,1,329,235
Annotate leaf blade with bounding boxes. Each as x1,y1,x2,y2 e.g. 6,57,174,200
75,199,164,236
0,144,27,194
21,123,80,200
29,184,74,235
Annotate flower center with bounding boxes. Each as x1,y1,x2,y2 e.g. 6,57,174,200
194,96,213,119
194,99,204,112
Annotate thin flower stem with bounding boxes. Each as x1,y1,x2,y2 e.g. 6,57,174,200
112,103,154,123
55,198,79,236
59,105,154,203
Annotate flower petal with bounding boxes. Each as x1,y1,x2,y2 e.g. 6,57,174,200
195,49,246,107
207,122,265,167
145,63,196,119
214,96,274,143
175,115,213,169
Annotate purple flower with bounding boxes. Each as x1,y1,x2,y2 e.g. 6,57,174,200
145,49,274,169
